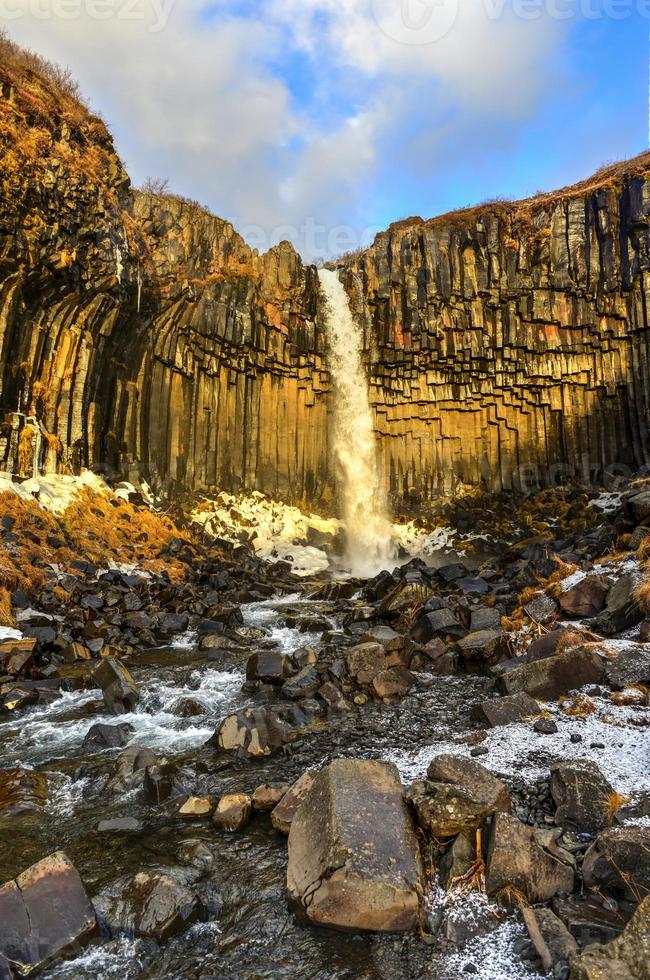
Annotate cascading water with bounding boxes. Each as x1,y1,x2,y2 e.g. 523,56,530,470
318,268,395,577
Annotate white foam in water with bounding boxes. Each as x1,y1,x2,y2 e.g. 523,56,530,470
243,596,330,654
0,666,244,769
0,625,22,641
388,693,650,799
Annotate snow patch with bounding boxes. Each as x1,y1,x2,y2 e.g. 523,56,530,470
389,693,650,799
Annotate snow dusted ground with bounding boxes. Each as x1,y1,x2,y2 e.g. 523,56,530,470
388,693,650,799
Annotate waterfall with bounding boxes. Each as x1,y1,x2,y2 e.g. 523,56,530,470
318,269,395,577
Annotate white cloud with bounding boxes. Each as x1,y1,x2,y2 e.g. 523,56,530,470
3,0,568,258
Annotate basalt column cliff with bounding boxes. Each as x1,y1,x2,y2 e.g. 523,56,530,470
1,58,649,508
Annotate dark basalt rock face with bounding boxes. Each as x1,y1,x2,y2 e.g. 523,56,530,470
2,60,650,509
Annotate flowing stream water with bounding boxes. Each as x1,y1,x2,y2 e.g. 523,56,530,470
318,269,395,577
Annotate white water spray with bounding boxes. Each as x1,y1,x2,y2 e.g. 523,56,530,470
318,268,395,577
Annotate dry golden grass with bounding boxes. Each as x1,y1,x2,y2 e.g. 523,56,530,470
0,587,15,627
493,885,529,910
635,577,650,614
603,791,631,826
0,486,199,600
560,693,597,718
17,423,38,477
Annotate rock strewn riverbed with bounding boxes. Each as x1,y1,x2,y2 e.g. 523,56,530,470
0,479,649,978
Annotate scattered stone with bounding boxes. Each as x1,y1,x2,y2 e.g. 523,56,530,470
0,768,47,818
457,629,507,668
169,697,207,718
559,576,611,618
345,643,386,685
471,692,540,728
96,817,143,833
178,796,213,818
407,755,510,838
486,813,575,903
287,759,422,931
524,593,559,625
271,770,317,834
246,650,294,685
106,746,157,794
438,831,477,889
582,826,650,902
213,794,252,832
214,706,294,757
534,717,558,734
552,895,626,946
252,783,290,812
605,644,650,688
82,723,134,752
95,871,202,941
282,666,319,699
550,760,615,835
0,852,96,975
410,608,461,644
496,646,606,700
371,667,416,699
592,573,643,636
91,658,139,714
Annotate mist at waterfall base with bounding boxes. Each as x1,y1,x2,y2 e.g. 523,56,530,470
317,269,397,578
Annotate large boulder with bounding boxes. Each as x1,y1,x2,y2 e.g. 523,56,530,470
82,722,134,752
496,646,606,700
214,706,295,757
582,826,650,902
0,852,96,975
486,813,575,903
559,576,611,618
591,573,643,636
471,692,540,727
410,608,462,644
287,759,422,932
91,658,139,714
570,895,650,979
550,760,615,835
94,871,203,941
406,755,510,838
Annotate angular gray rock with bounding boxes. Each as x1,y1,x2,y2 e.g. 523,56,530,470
486,813,575,903
287,759,422,931
91,657,139,714
550,760,615,834
582,826,650,902
0,852,95,976
496,646,605,699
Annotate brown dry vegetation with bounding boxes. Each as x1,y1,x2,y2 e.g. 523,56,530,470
387,151,650,237
0,488,196,596
0,29,121,217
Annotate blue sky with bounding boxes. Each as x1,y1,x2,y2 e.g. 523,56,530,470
6,1,648,258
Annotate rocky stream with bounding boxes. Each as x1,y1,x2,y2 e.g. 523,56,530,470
1,481,649,980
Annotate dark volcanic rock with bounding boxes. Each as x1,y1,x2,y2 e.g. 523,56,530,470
486,813,575,903
582,826,650,901
496,646,606,699
471,693,540,727
287,760,422,931
550,760,615,834
0,852,96,976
